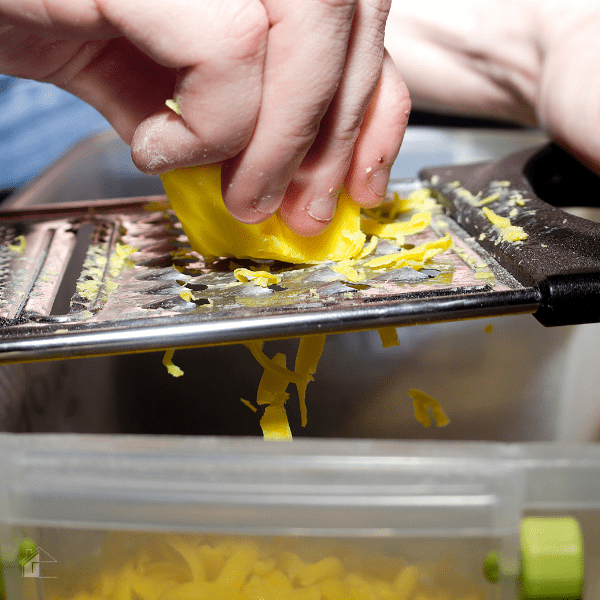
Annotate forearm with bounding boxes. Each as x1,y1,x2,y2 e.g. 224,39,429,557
385,0,541,125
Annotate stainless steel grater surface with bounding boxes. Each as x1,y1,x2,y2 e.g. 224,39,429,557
0,176,540,364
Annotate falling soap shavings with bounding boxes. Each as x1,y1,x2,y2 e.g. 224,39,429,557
378,327,400,348
163,348,184,377
156,172,457,439
409,388,450,428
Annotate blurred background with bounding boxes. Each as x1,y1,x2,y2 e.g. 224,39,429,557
1,77,600,445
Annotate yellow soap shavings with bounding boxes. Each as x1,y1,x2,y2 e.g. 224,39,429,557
474,271,495,283
365,234,452,270
393,565,420,598
108,243,138,277
294,334,326,427
165,97,182,115
482,207,528,242
245,341,307,387
454,186,481,204
260,405,293,441
74,243,137,303
361,211,431,246
8,234,26,255
378,327,400,348
256,352,291,407
473,192,501,207
76,279,103,300
257,352,293,441
330,260,366,283
161,164,366,264
509,191,526,206
482,207,510,229
234,268,282,288
240,398,258,413
364,188,438,222
46,521,485,599
357,235,379,259
163,348,184,377
409,388,450,428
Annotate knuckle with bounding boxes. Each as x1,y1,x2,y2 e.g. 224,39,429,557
218,1,269,61
201,120,254,159
312,0,358,15
318,0,358,7
364,0,392,17
334,110,364,144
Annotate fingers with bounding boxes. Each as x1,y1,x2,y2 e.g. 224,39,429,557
344,51,410,208
73,0,270,172
279,50,409,236
9,0,407,238
222,0,408,237
220,0,360,227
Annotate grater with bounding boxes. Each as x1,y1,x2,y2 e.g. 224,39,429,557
0,142,598,364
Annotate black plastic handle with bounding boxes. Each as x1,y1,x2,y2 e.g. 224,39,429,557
421,143,600,326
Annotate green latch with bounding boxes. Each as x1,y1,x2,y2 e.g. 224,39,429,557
485,517,584,600
0,538,38,600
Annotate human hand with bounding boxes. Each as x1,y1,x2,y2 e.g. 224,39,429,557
0,0,410,235
385,0,600,175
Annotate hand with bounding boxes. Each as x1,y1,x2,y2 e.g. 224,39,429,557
0,0,410,235
385,0,600,175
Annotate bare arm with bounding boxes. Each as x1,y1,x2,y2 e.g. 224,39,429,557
386,0,600,173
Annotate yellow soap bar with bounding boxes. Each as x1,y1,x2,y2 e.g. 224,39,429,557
161,164,366,264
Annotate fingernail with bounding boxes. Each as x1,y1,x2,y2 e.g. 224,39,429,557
367,167,391,199
307,196,337,222
253,194,280,215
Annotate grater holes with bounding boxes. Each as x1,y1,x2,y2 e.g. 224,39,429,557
177,280,208,292
0,224,19,291
141,296,198,311
91,220,112,245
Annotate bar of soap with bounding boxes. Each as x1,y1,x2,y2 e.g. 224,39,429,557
160,164,366,264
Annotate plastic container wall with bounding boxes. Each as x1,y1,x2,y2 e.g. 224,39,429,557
0,435,535,600
2,436,600,599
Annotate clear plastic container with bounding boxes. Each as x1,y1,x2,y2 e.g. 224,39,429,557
0,435,599,600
